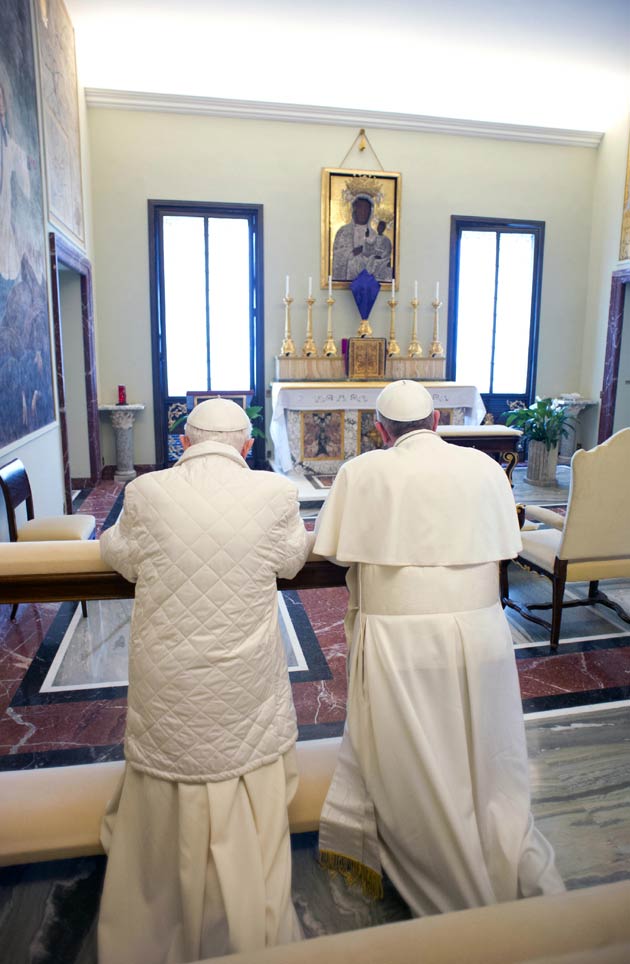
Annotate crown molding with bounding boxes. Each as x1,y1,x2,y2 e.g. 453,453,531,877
84,88,603,149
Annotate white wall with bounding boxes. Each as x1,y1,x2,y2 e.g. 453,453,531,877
88,109,598,465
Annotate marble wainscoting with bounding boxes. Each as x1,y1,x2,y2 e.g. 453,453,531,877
2,706,629,963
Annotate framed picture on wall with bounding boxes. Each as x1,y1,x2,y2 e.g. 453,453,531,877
321,167,402,290
186,390,254,412
36,0,85,245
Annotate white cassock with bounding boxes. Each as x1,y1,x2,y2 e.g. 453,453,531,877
314,429,565,915
98,750,301,964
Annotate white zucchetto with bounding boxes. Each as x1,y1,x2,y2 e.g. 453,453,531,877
376,380,434,422
186,398,251,432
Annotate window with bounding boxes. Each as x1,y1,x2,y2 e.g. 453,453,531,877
148,201,264,466
447,217,544,421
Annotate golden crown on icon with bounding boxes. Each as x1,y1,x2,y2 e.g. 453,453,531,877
342,175,384,204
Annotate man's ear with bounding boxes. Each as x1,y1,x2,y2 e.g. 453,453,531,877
375,421,392,447
180,435,192,450
432,410,441,431
241,438,255,460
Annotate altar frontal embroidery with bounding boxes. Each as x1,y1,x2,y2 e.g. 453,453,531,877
358,411,384,455
300,411,345,461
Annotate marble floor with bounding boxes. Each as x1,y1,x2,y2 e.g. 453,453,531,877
1,704,629,964
1,465,629,770
1,466,630,962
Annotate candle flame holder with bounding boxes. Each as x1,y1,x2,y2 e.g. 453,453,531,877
407,297,423,358
302,296,318,357
430,298,445,358
322,296,338,356
387,298,400,357
280,295,297,357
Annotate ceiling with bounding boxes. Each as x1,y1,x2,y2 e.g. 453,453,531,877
65,0,630,132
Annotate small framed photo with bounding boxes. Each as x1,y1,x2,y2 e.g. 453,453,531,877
321,168,402,290
186,390,253,412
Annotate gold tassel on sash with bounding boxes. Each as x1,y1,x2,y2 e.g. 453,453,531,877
319,848,384,900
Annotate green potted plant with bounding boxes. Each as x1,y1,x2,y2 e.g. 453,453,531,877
503,397,571,486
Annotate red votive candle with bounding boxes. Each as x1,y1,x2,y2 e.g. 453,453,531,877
117,385,127,405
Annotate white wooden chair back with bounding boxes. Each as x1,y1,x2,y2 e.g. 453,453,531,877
560,427,630,562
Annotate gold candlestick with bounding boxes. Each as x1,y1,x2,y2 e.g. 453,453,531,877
387,298,400,357
322,296,338,356
302,295,318,357
280,295,296,357
430,298,445,358
407,297,423,357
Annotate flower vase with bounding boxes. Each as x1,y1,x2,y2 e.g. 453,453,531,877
526,439,559,486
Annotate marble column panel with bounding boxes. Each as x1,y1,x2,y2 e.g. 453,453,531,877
599,268,630,442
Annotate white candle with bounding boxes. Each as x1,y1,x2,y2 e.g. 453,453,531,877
414,280,418,300
308,276,312,297
392,278,395,298
328,275,332,299
435,282,440,301
285,275,290,298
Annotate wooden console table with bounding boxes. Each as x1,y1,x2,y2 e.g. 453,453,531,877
437,425,522,482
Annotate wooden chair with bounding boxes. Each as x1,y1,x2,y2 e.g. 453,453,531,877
501,428,630,650
0,458,96,620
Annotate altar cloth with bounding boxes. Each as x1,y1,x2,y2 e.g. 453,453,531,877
270,382,486,472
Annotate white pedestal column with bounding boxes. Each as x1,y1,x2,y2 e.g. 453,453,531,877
99,404,145,483
555,397,598,464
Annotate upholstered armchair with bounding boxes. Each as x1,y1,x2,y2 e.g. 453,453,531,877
501,427,630,650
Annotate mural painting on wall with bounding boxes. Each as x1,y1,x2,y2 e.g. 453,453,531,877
36,0,85,244
0,0,54,447
620,132,630,263
321,168,402,289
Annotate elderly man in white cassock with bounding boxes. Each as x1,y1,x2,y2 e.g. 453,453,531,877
97,398,313,964
315,380,564,915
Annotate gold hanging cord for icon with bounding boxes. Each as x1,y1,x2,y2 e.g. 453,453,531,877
338,129,385,171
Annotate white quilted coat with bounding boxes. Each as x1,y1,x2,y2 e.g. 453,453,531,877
100,440,312,783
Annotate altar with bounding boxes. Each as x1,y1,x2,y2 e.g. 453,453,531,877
270,381,486,475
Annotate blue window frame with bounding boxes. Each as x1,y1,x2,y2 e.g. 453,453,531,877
447,216,545,422
148,200,265,467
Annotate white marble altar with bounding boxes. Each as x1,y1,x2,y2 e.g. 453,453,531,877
270,381,486,473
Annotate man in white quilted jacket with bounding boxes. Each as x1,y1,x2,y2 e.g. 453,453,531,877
97,397,313,964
